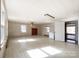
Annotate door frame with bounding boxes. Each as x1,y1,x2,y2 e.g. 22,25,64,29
32,28,38,35
65,20,78,44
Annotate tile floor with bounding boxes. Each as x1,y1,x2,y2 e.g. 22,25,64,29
4,36,79,58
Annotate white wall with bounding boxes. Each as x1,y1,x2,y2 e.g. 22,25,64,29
41,23,54,36
8,21,41,38
8,21,31,37
55,21,65,41
41,21,65,41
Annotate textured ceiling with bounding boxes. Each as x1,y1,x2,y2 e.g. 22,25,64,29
5,0,79,23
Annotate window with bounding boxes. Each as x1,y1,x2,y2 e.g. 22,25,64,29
67,26,75,34
1,26,5,44
21,25,26,32
1,12,5,26
45,27,50,32
1,2,5,44
1,12,5,44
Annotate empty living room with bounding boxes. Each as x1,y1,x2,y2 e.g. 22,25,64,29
0,0,79,58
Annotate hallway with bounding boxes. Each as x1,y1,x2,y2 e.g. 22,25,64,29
4,36,79,58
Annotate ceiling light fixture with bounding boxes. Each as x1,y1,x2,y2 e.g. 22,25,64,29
30,22,34,27
44,14,55,19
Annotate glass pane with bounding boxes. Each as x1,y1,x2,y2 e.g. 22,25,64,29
0,27,5,44
67,26,75,34
1,12,5,26
21,25,26,32
67,35,75,39
44,27,50,33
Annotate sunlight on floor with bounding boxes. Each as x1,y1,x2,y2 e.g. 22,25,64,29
41,46,62,55
27,46,62,58
17,39,36,43
5,36,79,58
27,49,48,58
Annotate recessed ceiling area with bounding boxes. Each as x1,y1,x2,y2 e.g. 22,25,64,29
5,0,79,23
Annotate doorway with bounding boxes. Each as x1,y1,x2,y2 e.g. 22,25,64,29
32,28,38,35
65,21,78,44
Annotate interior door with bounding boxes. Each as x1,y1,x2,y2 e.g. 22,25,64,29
65,21,78,44
32,28,38,35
